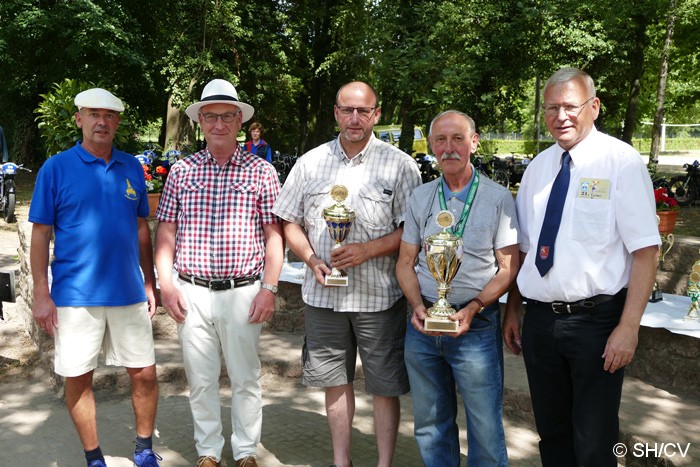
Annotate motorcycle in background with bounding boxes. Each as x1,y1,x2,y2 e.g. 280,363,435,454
1,162,31,223
669,160,699,206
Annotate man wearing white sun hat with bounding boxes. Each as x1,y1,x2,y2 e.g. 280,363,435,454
30,87,161,467
155,79,283,467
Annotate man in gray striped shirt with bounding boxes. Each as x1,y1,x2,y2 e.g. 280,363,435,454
272,81,422,467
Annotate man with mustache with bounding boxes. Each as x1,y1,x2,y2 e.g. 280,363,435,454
396,110,519,466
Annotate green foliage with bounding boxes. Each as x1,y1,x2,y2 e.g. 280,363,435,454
1,0,699,160
34,79,139,158
632,138,700,153
479,139,556,156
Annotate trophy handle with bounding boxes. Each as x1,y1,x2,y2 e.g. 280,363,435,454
659,233,674,263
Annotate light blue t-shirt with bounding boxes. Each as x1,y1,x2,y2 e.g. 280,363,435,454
29,141,149,306
402,170,519,303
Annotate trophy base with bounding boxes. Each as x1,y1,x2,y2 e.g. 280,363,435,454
424,316,459,333
325,276,349,287
649,289,663,303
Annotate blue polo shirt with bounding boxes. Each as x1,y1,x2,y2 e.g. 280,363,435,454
29,142,149,306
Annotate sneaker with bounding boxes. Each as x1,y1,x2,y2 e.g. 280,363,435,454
88,461,107,467
133,448,162,467
235,457,258,467
196,456,221,467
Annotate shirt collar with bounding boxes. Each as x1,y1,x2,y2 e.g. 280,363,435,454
558,125,598,166
74,140,123,165
441,163,476,203
203,144,242,166
333,134,375,165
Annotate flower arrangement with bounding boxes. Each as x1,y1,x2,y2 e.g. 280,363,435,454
654,188,679,211
143,163,168,193
137,149,181,194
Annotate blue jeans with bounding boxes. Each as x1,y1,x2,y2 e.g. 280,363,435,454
405,306,507,467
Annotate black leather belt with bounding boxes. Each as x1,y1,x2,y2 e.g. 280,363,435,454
527,289,627,314
178,272,259,291
420,296,490,322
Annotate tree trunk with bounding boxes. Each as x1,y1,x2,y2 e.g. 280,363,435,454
622,16,650,146
398,94,415,157
533,75,541,155
650,0,677,163
164,94,194,152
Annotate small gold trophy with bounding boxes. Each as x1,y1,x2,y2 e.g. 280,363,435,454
685,250,700,320
650,230,675,303
424,211,464,333
322,185,355,286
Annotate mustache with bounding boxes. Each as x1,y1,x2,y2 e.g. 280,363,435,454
441,152,462,160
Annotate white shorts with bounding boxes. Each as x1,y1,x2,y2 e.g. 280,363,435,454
54,303,156,377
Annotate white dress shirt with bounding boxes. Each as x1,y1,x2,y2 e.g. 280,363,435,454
516,127,661,302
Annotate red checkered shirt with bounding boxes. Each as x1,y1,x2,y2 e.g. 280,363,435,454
156,146,281,280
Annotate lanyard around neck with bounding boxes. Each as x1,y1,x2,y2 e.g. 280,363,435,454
437,169,480,237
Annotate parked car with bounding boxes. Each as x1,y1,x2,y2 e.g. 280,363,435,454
373,125,429,157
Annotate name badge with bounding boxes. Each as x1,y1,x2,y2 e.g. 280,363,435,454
577,178,610,200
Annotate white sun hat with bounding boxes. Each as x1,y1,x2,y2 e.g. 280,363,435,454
74,88,125,112
185,79,255,123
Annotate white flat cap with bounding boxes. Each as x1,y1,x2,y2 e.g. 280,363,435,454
74,88,125,112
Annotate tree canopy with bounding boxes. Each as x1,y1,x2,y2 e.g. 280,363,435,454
0,0,697,165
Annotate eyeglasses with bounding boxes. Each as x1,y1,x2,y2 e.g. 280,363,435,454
336,106,377,118
542,97,594,118
199,110,241,123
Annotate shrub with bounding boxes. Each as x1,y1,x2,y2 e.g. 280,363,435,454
34,78,139,158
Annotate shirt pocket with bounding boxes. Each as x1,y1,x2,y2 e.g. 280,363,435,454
355,182,395,229
180,179,208,218
222,182,258,221
302,179,334,225
569,198,612,241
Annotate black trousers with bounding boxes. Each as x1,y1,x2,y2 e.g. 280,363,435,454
522,295,626,467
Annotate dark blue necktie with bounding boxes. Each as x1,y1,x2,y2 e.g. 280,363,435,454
535,151,571,277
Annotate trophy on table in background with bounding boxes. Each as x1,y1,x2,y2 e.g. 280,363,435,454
424,211,464,333
685,249,700,320
322,185,355,286
650,228,675,303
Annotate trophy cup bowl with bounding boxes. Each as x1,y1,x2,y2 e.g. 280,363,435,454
322,185,355,286
424,227,463,333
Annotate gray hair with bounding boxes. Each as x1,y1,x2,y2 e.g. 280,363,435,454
428,110,476,137
544,67,596,98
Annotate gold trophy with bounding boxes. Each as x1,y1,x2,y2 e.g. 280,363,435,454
685,250,700,320
650,231,675,303
322,185,355,286
424,211,464,333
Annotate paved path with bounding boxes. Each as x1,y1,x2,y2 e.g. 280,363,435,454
2,203,700,466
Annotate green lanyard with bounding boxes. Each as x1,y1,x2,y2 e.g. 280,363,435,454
437,169,480,237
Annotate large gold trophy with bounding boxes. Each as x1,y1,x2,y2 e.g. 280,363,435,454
650,230,675,303
424,211,464,333
322,185,355,286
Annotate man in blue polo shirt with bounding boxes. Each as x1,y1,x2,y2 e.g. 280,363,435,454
29,88,161,467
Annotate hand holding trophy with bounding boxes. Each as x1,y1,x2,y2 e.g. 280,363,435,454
322,185,355,286
424,210,464,332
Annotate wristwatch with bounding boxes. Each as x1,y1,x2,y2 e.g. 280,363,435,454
261,283,278,294
466,297,490,322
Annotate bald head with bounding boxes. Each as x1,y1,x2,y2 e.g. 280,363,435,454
335,81,379,108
